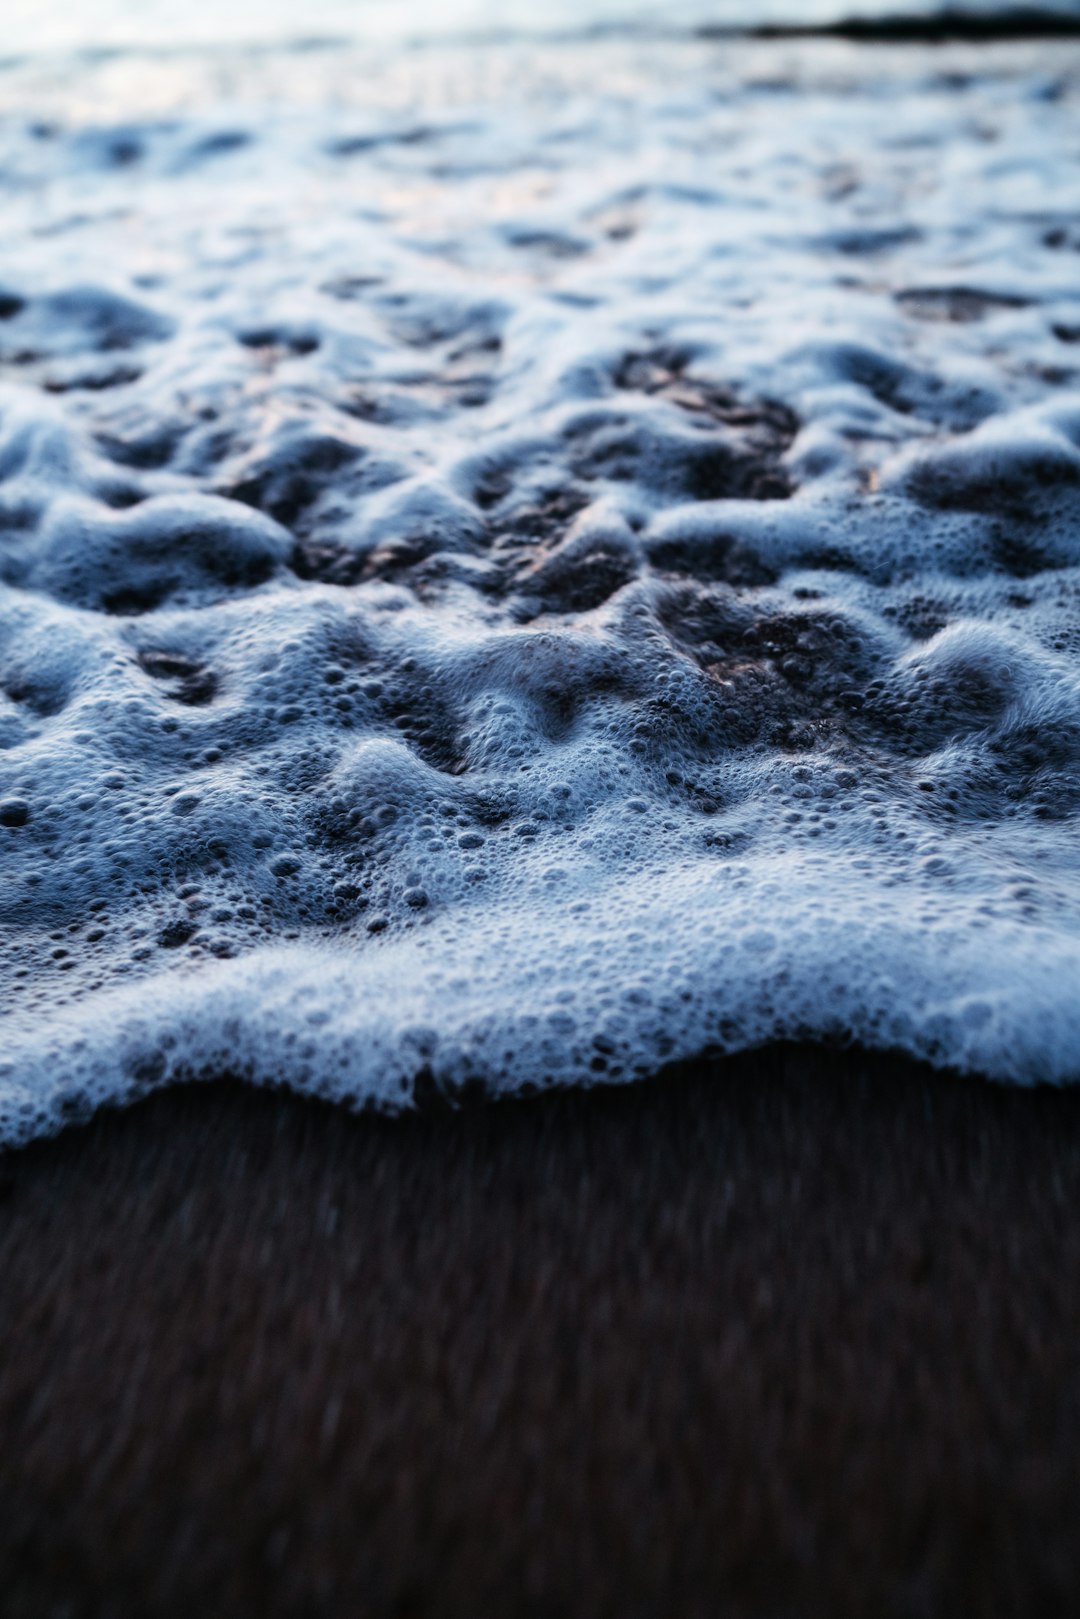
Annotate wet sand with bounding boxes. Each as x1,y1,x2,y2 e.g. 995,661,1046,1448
3,1045,1080,1617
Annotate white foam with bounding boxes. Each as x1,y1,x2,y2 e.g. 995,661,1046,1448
2,28,1080,1141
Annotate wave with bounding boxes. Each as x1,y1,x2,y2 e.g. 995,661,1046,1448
1,27,1079,1141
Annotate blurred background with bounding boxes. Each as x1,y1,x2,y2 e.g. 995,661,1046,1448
7,0,1080,52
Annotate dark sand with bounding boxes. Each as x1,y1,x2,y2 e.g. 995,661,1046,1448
3,1045,1080,1618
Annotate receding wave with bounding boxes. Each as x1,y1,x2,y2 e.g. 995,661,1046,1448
1,26,1079,1141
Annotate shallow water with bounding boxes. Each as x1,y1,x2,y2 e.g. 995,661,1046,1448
2,12,1080,1141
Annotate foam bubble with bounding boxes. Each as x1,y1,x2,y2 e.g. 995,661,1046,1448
2,28,1080,1142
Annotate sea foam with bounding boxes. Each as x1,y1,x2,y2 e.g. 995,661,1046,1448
2,28,1080,1140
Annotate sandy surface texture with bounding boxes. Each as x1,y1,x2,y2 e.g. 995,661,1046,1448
4,1047,1080,1617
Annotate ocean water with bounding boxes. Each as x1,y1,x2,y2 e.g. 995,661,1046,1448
2,5,1080,1141
10,1,1079,52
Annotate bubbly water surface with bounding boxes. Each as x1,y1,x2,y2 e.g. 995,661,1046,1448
2,16,1080,1140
